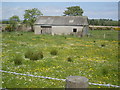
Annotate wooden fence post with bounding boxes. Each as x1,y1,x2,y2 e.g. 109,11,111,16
65,76,88,89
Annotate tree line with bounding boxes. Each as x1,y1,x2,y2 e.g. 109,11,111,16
2,8,43,32
89,19,118,26
2,18,118,26
1,6,118,32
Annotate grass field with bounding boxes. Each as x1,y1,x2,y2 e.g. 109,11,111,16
1,30,119,88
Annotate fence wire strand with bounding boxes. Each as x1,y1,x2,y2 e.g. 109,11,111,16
0,70,120,88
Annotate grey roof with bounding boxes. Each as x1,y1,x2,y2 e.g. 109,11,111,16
34,16,88,26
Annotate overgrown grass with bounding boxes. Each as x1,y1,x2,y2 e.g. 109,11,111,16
2,30,119,88
13,54,23,65
25,48,43,60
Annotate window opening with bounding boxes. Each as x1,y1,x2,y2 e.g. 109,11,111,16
73,28,77,32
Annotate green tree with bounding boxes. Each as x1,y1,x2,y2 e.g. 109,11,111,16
63,6,83,16
24,8,43,32
1,20,9,24
9,15,20,31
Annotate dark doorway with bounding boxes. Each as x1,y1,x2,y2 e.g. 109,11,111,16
73,28,77,32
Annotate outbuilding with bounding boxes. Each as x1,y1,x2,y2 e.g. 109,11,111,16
34,16,89,37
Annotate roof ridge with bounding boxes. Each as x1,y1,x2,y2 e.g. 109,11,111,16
35,16,88,25
38,16,87,17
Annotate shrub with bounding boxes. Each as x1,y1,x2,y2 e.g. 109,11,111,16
5,25,13,32
25,49,43,60
37,51,44,59
13,55,23,65
25,49,34,58
50,49,58,55
29,51,43,60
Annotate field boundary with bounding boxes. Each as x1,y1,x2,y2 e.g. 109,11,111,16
0,70,120,88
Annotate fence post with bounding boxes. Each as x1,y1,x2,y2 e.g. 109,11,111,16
65,76,88,89
104,34,106,39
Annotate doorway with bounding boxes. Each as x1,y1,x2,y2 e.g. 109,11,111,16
41,26,52,34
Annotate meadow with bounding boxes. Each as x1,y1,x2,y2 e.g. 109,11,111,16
1,30,119,88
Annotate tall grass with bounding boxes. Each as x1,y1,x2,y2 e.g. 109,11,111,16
13,54,23,65
25,49,43,60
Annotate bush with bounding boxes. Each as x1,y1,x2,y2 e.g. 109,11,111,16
29,51,43,60
25,49,34,58
25,49,43,60
13,55,23,65
5,25,13,32
50,49,58,55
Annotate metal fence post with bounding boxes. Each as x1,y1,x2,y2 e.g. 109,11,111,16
65,76,88,89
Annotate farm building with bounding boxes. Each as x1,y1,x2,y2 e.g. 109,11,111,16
34,16,89,37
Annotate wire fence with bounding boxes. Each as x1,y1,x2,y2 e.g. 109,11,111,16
0,70,120,88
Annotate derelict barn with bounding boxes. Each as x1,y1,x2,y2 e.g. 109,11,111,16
34,16,89,37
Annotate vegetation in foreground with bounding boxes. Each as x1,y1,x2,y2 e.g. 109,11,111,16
1,30,119,88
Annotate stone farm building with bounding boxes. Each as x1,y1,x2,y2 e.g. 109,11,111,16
34,16,89,37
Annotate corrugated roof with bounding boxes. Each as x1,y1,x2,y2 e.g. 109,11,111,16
34,16,88,26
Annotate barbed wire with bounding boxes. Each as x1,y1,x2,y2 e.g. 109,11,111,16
88,82,120,88
0,70,120,88
0,70,65,81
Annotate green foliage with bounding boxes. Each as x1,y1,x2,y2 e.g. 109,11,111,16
63,6,83,16
89,27,113,30
1,20,9,24
25,49,34,58
50,49,58,55
5,25,13,32
13,54,23,65
67,57,73,62
89,19,118,26
101,68,108,76
30,51,43,60
9,15,20,31
25,49,43,60
23,8,43,31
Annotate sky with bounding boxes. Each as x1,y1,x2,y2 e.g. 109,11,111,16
1,1,119,20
